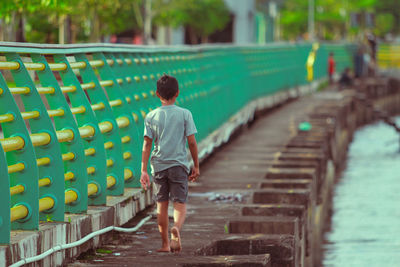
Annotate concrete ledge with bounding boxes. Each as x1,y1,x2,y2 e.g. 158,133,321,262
228,216,299,237
258,179,312,190
196,235,294,267
1,188,153,267
180,254,271,267
265,168,317,180
252,189,311,207
240,204,306,223
227,217,301,267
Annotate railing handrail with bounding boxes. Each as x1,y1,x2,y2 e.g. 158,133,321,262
0,41,356,54
0,41,356,245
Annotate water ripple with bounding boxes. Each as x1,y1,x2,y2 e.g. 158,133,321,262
323,117,400,267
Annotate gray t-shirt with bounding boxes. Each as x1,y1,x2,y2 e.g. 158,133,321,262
144,105,197,175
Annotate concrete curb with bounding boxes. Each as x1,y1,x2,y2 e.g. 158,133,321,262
1,188,153,267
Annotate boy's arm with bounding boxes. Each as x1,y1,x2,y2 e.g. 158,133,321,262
140,136,153,190
187,134,200,181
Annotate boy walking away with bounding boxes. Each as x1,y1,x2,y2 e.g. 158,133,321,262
328,52,336,84
140,74,200,253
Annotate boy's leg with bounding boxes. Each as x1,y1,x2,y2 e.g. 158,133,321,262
173,202,186,229
157,201,170,252
168,166,189,230
170,202,185,252
154,169,171,252
170,202,186,252
168,166,189,252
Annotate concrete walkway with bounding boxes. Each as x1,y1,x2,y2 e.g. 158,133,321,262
68,93,326,267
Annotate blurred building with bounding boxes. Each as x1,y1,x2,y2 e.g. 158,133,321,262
254,0,283,44
158,0,258,45
224,0,255,44
153,0,281,45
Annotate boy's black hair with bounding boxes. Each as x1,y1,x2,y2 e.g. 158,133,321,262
156,74,179,100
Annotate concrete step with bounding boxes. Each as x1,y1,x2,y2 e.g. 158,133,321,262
196,234,294,267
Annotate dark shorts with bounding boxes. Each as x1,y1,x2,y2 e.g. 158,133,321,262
153,166,188,203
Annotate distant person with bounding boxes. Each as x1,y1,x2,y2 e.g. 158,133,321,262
363,52,372,76
338,67,353,88
354,47,364,78
140,74,200,253
328,52,336,84
367,33,377,62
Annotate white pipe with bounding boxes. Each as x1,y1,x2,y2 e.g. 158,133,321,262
10,215,152,267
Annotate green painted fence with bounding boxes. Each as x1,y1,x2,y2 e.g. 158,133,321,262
0,42,354,244
378,43,400,69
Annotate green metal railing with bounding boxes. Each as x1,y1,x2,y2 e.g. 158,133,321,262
378,44,400,69
0,42,354,244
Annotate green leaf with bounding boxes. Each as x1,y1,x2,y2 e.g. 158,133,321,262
96,248,112,254
46,214,53,222
224,224,229,234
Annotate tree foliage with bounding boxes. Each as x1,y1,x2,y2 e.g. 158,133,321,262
280,0,399,41
1,0,144,42
0,0,230,44
153,0,230,43
374,0,400,34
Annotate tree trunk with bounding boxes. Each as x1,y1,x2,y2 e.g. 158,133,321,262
143,0,152,44
70,19,77,44
4,13,14,41
394,14,400,34
66,16,72,44
59,14,66,44
16,14,25,42
90,9,100,42
188,27,197,44
0,19,4,41
59,15,72,43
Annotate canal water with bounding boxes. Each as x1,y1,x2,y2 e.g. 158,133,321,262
323,117,400,267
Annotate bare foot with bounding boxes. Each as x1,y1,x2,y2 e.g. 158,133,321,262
170,226,181,253
157,246,170,253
